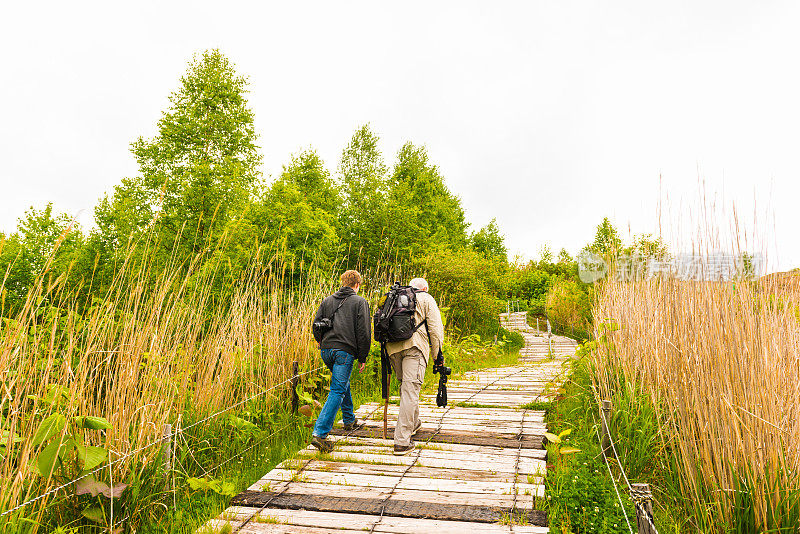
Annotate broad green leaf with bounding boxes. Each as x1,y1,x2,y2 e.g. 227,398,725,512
228,415,257,432
74,416,112,430
559,446,582,455
217,481,236,496
42,385,70,406
82,505,105,523
558,428,572,438
543,432,561,444
32,413,66,446
37,435,73,478
75,444,108,470
187,477,211,491
1,429,23,444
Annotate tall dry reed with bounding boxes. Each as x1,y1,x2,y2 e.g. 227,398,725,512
0,235,339,528
591,270,800,529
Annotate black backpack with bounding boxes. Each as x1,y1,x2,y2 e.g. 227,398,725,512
373,282,427,343
374,282,428,404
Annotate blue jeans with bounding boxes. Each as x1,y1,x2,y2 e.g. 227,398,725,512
313,349,356,438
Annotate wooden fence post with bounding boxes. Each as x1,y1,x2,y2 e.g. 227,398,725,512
600,400,613,457
290,361,299,413
631,483,656,533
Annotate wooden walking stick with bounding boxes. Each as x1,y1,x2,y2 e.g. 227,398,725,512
383,393,388,439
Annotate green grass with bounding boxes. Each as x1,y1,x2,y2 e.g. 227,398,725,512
521,400,554,411
453,401,509,408
544,355,635,533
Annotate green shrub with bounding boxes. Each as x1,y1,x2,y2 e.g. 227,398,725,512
417,246,506,338
497,327,524,353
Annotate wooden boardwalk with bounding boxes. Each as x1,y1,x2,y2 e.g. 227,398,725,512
204,314,575,533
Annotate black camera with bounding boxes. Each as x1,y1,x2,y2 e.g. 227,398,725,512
432,351,449,376
312,317,333,339
433,364,451,377
432,352,450,407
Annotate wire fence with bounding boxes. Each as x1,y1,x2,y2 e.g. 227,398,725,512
0,363,327,525
596,398,660,534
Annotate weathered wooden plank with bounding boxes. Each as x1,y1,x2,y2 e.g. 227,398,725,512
353,406,545,421
262,459,541,483
229,490,540,524
237,481,536,509
350,420,547,435
329,440,547,459
420,400,540,407
354,404,546,418
295,449,546,475
329,426,544,449
220,507,550,533
257,469,545,496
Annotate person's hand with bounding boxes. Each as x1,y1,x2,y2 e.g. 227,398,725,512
359,362,367,373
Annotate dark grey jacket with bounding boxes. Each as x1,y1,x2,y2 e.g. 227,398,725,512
313,286,371,363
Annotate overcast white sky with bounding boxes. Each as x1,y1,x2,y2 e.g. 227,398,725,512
1,1,798,271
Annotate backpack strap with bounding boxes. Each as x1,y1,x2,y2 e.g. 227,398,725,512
412,288,429,337
415,318,428,335
327,295,351,321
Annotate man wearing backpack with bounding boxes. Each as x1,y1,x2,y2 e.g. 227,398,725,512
310,270,371,453
385,277,444,455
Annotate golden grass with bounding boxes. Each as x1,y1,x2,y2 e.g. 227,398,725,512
591,271,800,529
0,233,355,527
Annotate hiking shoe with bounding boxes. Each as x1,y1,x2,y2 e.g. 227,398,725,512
393,441,415,456
310,436,334,453
342,418,360,432
412,420,423,436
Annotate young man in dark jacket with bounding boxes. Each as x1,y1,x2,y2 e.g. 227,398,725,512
310,270,371,452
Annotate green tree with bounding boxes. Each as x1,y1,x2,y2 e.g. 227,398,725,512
538,244,553,263
470,218,507,262
508,266,551,316
98,49,262,260
15,204,83,276
0,204,88,313
279,149,339,216
584,217,622,259
390,143,468,251
255,179,339,268
337,124,391,265
0,233,30,313
625,233,668,259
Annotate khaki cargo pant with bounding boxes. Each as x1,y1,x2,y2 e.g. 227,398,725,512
388,346,427,446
